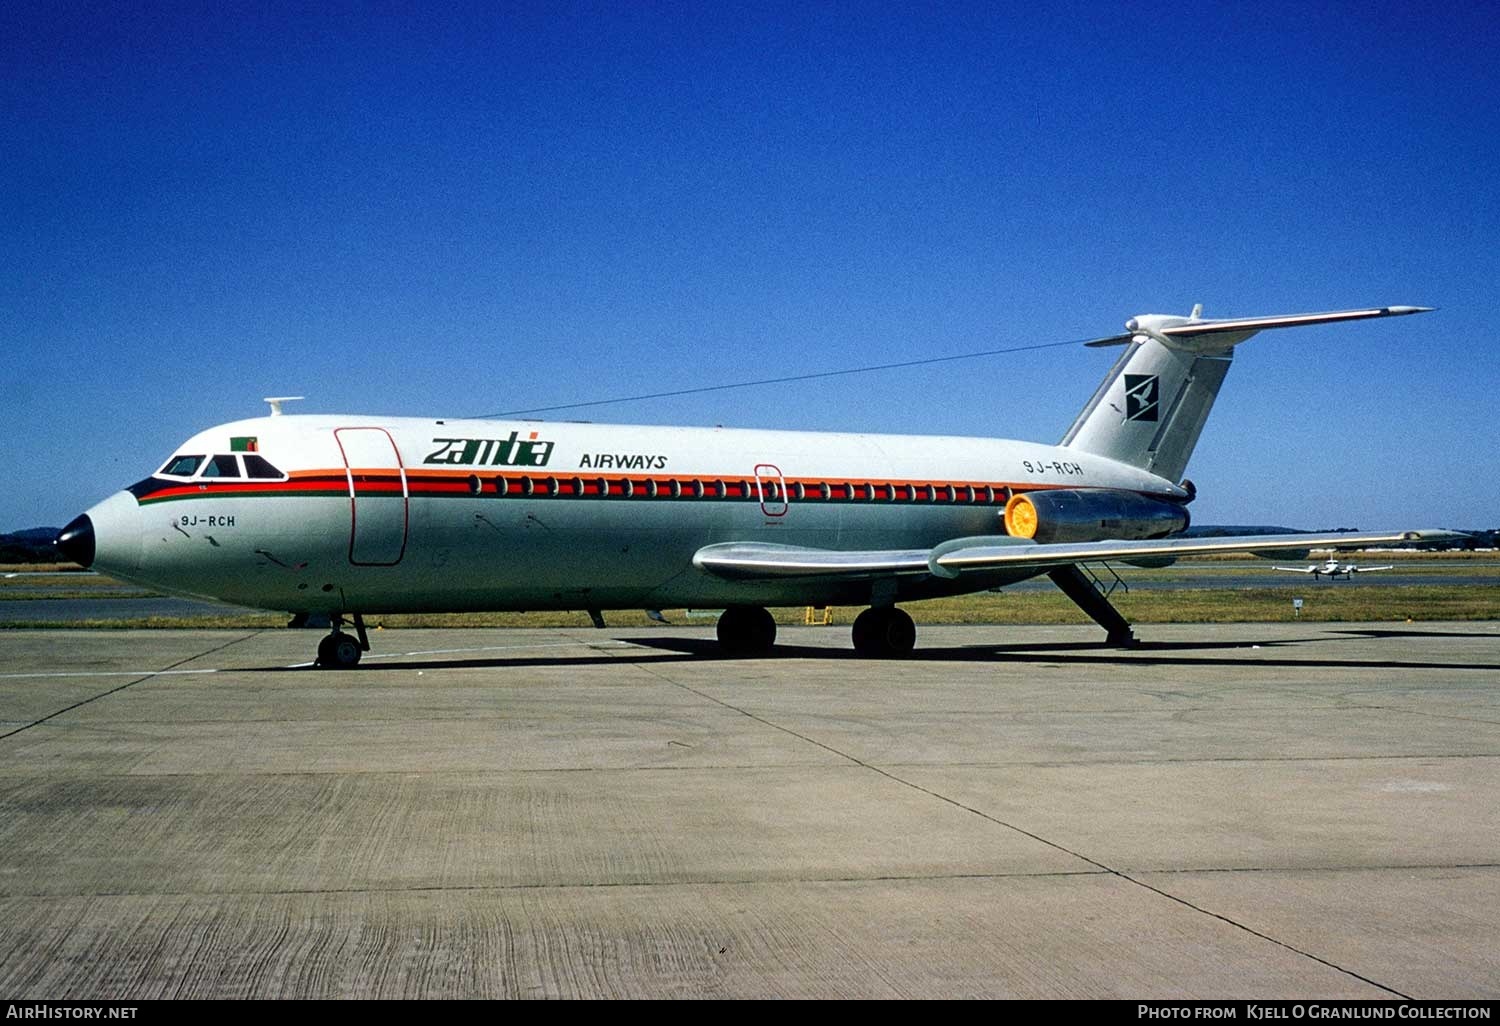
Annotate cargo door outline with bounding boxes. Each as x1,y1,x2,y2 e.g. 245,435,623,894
335,427,408,565
754,463,788,517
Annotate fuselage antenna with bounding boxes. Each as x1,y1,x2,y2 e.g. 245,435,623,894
263,396,305,417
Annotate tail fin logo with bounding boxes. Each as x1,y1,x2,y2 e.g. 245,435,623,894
1124,374,1159,422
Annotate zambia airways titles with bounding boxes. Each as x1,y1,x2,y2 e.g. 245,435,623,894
421,432,667,472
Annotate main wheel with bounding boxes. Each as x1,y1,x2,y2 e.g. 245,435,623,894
716,605,777,656
851,606,916,658
316,631,363,669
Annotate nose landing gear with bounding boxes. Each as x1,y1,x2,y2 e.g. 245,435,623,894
316,613,370,669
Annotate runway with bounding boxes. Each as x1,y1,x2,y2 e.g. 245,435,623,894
1,623,1497,998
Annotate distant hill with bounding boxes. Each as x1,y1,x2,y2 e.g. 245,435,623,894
1,528,61,563
1180,524,1305,537
1185,524,1494,549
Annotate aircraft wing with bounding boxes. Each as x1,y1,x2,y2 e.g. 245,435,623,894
1271,566,1319,574
694,544,934,580
694,530,1461,581
1351,565,1395,573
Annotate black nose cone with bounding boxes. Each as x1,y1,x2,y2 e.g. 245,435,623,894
56,515,95,568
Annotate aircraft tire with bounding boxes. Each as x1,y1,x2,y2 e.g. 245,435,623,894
852,606,916,658
317,632,363,669
716,605,776,656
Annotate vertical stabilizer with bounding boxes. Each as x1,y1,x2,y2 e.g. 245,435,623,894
1060,333,1232,483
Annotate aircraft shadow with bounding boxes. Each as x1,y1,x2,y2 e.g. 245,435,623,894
920,647,1500,673
266,632,1500,674
270,652,710,673
614,635,1500,674
1329,627,1500,640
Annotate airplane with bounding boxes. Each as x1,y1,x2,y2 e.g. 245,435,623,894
1272,558,1395,580
53,304,1457,669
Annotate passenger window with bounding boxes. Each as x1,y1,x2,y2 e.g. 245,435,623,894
201,455,241,478
242,455,286,480
161,454,205,477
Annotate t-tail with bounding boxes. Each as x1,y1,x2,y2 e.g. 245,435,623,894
1060,305,1432,484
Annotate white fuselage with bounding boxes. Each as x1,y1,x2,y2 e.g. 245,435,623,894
83,415,1185,615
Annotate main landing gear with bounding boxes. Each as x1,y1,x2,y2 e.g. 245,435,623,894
714,604,919,659
716,605,777,656
851,606,916,658
315,613,371,669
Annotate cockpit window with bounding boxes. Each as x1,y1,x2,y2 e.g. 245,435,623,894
160,454,205,477
242,454,285,480
202,454,242,478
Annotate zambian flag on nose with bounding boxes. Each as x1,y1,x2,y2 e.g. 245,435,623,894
231,437,259,452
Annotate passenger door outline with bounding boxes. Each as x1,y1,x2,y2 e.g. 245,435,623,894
754,463,788,518
335,427,409,566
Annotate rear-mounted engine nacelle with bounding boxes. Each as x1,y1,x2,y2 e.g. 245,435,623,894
1004,489,1189,544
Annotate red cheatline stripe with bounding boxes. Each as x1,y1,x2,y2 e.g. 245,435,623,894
135,467,1175,506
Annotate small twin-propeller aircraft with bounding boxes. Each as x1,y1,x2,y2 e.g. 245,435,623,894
1273,558,1396,580
56,304,1455,668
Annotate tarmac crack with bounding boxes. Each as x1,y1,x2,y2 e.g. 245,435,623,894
630,659,1417,1001
883,751,1500,768
0,868,1114,901
1138,862,1500,876
1330,704,1500,727
4,864,1494,903
1242,681,1500,728
858,770,1417,1000
0,632,267,743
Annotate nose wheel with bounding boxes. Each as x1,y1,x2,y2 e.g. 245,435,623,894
316,614,370,669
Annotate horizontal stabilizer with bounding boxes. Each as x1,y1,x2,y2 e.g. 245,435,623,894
1064,303,1432,484
1084,306,1432,348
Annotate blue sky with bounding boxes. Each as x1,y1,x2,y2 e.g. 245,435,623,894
4,1,1497,531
